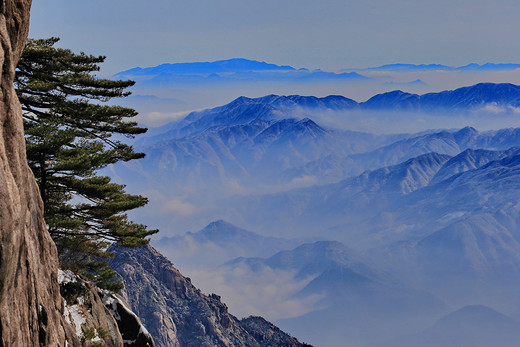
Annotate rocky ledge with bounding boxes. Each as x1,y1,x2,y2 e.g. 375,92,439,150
59,269,154,346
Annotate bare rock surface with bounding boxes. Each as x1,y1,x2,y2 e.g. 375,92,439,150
239,316,312,347
108,244,311,347
0,1,79,346
59,269,155,347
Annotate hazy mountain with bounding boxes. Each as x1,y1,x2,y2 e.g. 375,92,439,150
139,83,520,147
125,117,364,197
134,94,363,149
123,85,520,197
362,89,421,111
112,95,407,205
227,241,443,347
218,149,520,346
227,240,372,280
221,151,454,239
362,63,454,72
385,305,520,347
115,58,296,78
456,62,520,71
281,126,520,183
115,58,367,86
351,63,520,72
221,145,520,261
430,147,517,184
152,220,308,268
115,89,520,247
106,84,520,347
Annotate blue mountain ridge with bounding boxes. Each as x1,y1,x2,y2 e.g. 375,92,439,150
361,83,520,111
117,59,520,77
139,82,520,147
115,58,296,77
114,58,368,85
347,62,520,72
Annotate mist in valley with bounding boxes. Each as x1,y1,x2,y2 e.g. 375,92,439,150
104,81,520,346
27,0,520,345
117,65,520,128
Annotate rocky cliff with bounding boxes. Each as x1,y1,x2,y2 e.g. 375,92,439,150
59,269,154,347
0,1,80,345
108,244,311,347
0,3,155,346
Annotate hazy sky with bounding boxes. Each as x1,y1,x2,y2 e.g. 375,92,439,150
29,0,520,75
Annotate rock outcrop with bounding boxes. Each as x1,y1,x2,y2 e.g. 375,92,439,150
59,270,155,347
239,316,312,347
0,1,79,345
108,244,311,347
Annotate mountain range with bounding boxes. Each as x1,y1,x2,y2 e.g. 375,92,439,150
112,83,520,231
220,145,520,301
107,82,520,347
115,58,367,86
152,220,311,268
348,62,520,72
116,59,520,81
114,59,520,126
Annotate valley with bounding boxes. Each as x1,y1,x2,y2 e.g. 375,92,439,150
106,79,520,346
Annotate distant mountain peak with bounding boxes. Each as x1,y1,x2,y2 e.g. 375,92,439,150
202,219,241,232
227,95,255,106
115,58,296,77
433,305,519,331
454,126,479,139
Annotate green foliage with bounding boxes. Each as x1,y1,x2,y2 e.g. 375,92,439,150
15,37,158,290
81,327,106,346
81,327,96,342
96,327,108,340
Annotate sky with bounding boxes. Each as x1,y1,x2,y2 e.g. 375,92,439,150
29,0,520,76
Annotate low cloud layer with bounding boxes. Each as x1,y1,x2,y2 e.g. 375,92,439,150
180,265,323,321
122,69,520,129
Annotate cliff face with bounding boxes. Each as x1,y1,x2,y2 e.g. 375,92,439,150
59,269,155,347
0,1,79,345
108,244,311,347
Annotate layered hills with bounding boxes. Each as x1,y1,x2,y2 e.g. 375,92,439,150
106,82,520,346
115,58,367,86
118,83,520,193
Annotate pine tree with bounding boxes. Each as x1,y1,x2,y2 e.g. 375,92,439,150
16,37,157,290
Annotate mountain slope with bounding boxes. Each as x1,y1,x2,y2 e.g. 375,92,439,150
361,83,520,111
108,244,311,347
281,126,520,186
220,144,520,255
